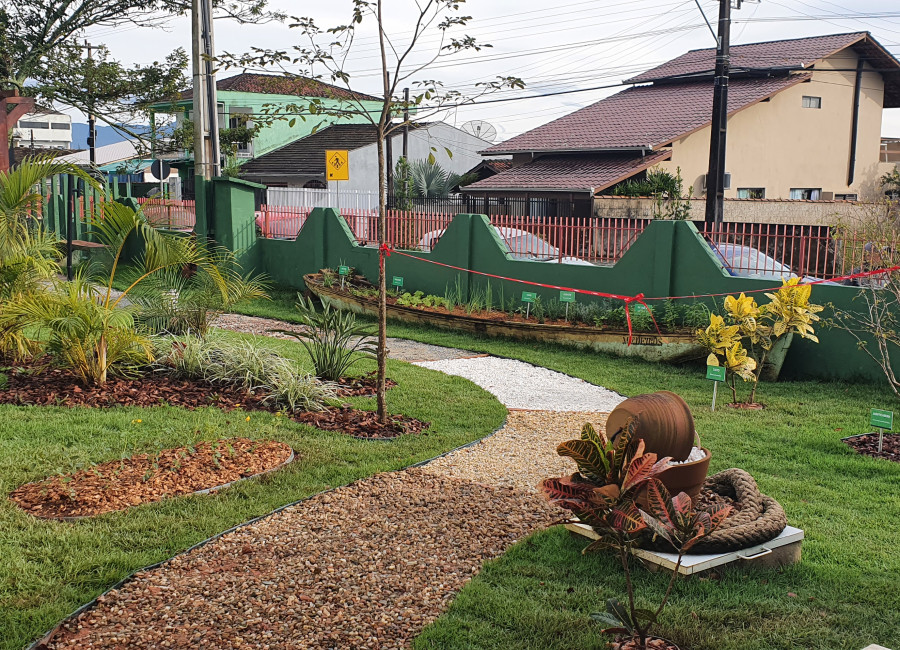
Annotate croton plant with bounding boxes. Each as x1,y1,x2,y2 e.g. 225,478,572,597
540,419,731,650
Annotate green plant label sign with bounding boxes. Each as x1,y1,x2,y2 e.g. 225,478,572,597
706,365,726,382
870,408,894,430
338,265,350,276
521,291,537,303
559,291,576,303
392,276,404,288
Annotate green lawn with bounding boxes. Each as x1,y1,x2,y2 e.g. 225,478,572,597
0,332,505,650
373,323,900,650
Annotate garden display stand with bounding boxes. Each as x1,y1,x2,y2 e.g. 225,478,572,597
566,522,804,575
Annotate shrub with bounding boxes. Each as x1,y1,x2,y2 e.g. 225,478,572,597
157,335,336,412
271,295,377,382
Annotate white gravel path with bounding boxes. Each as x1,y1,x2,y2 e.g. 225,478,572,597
414,356,626,412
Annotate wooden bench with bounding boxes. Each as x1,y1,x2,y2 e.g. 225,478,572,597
62,240,105,252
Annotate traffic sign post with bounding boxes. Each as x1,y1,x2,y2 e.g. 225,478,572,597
707,365,726,411
559,290,575,321
521,291,536,319
326,150,350,181
870,408,893,453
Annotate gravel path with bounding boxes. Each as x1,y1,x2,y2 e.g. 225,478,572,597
44,469,557,649
421,410,607,492
414,357,625,412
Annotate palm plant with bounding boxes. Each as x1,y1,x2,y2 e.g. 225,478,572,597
0,156,99,361
3,201,231,383
400,160,477,198
130,248,269,337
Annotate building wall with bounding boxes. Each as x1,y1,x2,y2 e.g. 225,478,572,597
339,122,490,194
12,112,73,149
657,49,887,201
593,196,879,226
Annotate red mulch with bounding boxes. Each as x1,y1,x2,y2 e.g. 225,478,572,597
844,433,900,463
9,438,292,519
1,364,427,440
295,406,429,439
334,372,398,397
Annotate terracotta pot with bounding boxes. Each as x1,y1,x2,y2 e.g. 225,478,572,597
610,635,681,650
607,391,696,461
656,448,711,503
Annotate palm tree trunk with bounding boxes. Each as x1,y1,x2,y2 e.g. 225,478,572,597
98,333,107,384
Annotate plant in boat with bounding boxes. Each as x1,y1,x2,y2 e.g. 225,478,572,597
271,295,377,382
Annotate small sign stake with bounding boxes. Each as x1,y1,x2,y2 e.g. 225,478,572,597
338,265,349,289
522,291,536,319
870,408,893,453
707,365,726,411
392,276,404,289
559,290,575,321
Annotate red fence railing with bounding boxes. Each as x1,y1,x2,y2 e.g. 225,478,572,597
137,198,196,230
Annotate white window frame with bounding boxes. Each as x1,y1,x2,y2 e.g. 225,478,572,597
790,188,822,200
737,188,765,199
802,96,822,109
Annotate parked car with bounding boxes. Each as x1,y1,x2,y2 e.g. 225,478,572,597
419,227,594,266
710,242,837,284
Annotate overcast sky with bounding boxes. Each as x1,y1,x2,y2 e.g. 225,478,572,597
81,0,900,142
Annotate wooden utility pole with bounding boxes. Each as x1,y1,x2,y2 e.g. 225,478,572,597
704,0,735,226
85,41,97,165
402,87,410,159
0,91,35,172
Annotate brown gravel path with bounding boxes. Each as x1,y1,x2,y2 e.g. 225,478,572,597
43,469,557,650
421,410,607,492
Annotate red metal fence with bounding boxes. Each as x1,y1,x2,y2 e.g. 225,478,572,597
137,198,196,230
255,205,897,280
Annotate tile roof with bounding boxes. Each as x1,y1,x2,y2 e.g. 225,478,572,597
483,75,809,155
239,123,424,179
175,73,381,102
462,150,672,193
626,32,870,83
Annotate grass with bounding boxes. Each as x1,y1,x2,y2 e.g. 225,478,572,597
234,287,900,649
0,332,505,650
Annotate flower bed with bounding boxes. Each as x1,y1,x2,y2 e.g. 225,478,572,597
9,438,293,519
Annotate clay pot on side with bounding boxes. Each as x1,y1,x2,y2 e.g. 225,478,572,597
607,391,696,462
656,448,711,503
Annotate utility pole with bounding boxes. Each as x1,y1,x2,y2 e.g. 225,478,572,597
704,0,736,226
402,87,410,160
191,0,221,180
85,41,97,165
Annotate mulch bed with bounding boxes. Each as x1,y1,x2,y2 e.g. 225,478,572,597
9,438,293,519
0,364,426,440
334,372,397,397
844,433,900,463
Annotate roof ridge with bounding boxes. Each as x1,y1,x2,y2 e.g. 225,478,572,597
683,30,869,55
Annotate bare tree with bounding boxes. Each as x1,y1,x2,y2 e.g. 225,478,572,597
220,0,523,423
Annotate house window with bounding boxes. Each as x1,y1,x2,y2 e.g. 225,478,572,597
737,188,765,199
18,121,49,129
790,188,822,200
802,96,822,109
50,123,71,130
835,193,858,201
227,107,254,157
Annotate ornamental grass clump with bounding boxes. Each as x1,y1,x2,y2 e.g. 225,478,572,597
540,420,731,650
271,295,376,382
696,279,823,404
157,335,336,412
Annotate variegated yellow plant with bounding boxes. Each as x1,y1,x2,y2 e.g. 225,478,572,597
695,314,741,357
764,278,824,342
724,293,771,348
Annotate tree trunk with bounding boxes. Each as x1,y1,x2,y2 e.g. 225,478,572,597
376,129,388,424
98,333,107,384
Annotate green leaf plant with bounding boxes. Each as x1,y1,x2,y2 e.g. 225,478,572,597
270,294,377,382
1,200,230,384
540,420,731,650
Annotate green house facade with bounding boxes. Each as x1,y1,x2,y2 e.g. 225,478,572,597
150,73,384,165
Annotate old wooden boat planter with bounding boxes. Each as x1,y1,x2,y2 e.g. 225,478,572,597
304,274,707,363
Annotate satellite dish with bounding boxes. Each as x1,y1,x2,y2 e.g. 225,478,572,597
461,120,498,143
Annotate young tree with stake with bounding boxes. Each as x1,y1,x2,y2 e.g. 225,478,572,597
220,0,524,423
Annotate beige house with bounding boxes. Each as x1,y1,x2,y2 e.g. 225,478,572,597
466,32,900,206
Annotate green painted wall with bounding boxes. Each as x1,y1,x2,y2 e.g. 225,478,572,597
203,193,896,384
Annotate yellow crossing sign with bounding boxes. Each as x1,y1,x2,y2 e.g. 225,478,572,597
326,150,350,181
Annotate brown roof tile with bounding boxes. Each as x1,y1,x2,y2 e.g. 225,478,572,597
176,73,380,102
484,75,809,155
462,150,672,193
626,32,870,83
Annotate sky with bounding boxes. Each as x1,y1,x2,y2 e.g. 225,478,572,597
79,0,900,142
